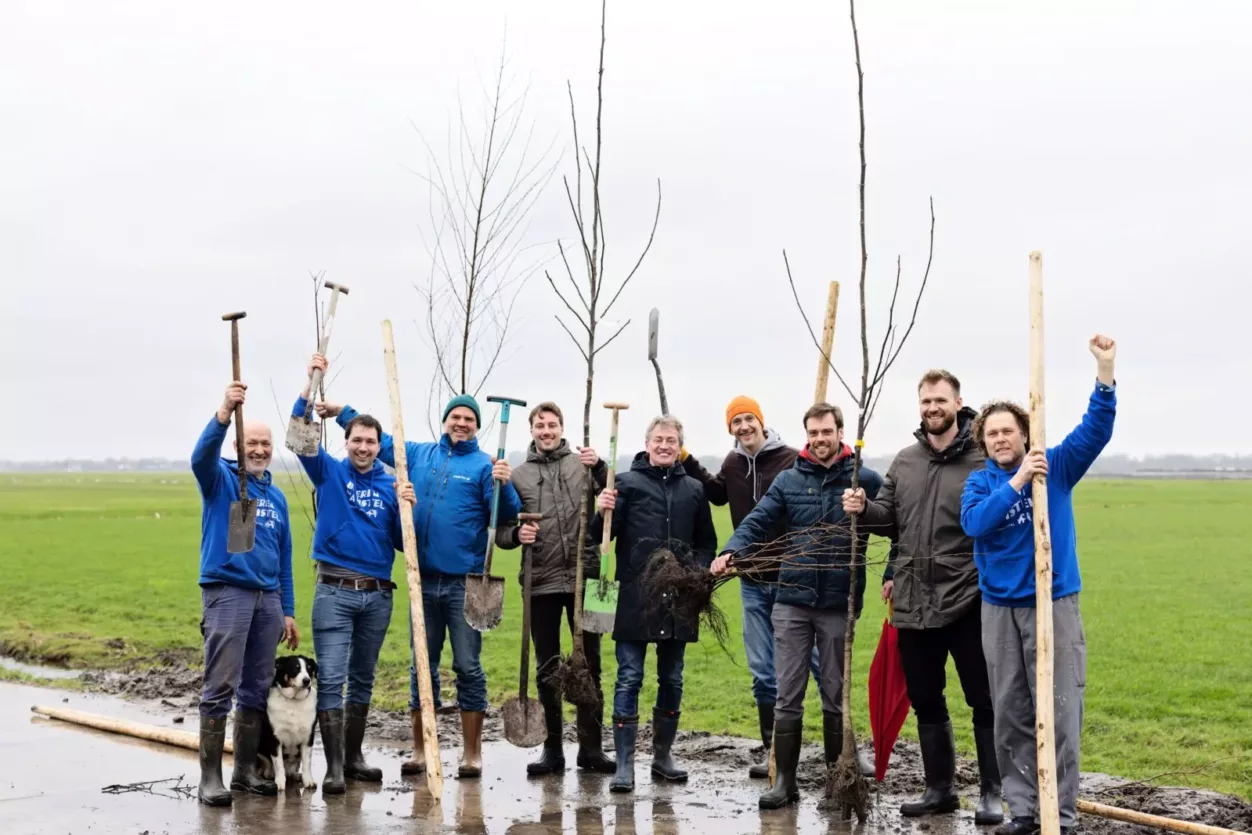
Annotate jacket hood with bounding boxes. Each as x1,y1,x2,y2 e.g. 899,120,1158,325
796,442,855,473
733,427,787,460
439,433,481,456
912,406,979,460
220,458,274,488
630,449,686,478
526,438,573,463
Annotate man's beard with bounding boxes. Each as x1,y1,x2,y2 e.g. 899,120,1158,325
924,412,955,436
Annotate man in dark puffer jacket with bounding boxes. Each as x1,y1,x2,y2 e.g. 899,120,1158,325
592,414,719,794
714,402,884,810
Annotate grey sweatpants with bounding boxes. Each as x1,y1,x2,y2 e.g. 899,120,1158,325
772,603,847,722
982,594,1087,828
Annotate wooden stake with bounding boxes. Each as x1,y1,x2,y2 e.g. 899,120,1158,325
31,704,233,754
1029,251,1060,835
1077,800,1249,835
814,281,841,403
382,319,444,801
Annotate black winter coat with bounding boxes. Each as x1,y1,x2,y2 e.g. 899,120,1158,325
724,445,884,616
590,452,719,643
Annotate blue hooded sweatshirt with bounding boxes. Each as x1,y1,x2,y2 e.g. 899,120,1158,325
191,415,295,616
960,380,1116,607
292,397,403,581
336,404,522,577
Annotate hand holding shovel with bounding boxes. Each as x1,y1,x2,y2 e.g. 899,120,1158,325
222,312,257,554
286,281,348,456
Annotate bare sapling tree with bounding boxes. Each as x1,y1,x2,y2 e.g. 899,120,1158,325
783,0,935,821
547,0,662,705
412,37,560,435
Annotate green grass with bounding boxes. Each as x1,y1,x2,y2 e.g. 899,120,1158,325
1,473,1249,798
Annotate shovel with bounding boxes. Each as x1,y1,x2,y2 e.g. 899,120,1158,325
464,394,527,632
648,308,669,414
583,401,628,634
286,281,349,456
222,311,257,554
502,512,547,747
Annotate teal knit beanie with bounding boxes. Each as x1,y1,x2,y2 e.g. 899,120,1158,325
442,394,481,425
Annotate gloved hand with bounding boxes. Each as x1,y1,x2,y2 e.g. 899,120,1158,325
680,446,690,462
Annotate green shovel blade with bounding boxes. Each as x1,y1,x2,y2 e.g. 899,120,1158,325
582,554,617,634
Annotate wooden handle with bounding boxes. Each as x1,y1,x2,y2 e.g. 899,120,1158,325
323,281,349,295
381,319,443,801
602,402,630,410
308,284,347,400
518,513,543,524
600,408,622,554
814,281,840,404
221,311,247,322
1028,250,1060,835
227,319,247,497
1076,800,1248,835
519,538,533,701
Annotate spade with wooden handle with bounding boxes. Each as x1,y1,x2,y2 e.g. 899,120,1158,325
583,401,628,634
222,312,257,554
502,512,547,747
286,281,349,456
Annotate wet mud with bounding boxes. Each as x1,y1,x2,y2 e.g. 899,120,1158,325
2,661,1249,834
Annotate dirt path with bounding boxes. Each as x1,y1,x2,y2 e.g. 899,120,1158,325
54,660,1251,835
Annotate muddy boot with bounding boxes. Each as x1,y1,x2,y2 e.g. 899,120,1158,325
821,710,843,766
995,819,1041,835
575,700,616,773
758,717,802,809
457,710,484,778
974,725,1005,824
527,691,566,775
609,715,637,793
400,710,426,776
650,708,688,783
343,702,382,782
198,716,232,806
318,709,346,795
229,707,277,796
900,721,960,816
749,702,774,779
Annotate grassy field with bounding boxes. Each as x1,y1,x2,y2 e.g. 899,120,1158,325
1,472,1249,799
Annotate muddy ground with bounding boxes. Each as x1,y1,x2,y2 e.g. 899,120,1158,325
2,659,1248,834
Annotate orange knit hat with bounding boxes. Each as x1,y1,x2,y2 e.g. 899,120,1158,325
725,395,765,432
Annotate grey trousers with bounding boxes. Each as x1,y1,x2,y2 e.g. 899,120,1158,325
982,595,1087,828
772,603,847,722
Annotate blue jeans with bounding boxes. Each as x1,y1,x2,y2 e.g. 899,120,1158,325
409,575,487,713
741,578,824,706
311,583,394,712
199,583,285,719
613,639,685,718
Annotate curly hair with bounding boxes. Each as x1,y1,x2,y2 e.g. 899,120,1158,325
972,400,1030,452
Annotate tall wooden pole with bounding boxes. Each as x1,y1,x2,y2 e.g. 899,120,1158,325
814,281,841,403
1029,251,1060,835
382,319,444,801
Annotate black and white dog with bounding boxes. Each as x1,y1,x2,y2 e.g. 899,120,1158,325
257,655,318,792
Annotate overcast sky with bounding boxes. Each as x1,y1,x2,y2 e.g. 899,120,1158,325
4,0,1248,462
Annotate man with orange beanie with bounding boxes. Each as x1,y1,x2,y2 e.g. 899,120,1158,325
683,395,849,778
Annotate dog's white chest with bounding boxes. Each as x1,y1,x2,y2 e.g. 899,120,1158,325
267,685,317,745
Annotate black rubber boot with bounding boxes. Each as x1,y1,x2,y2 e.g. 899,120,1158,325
995,818,1041,835
900,721,961,817
974,724,1005,824
749,702,774,779
229,707,278,796
610,715,637,793
198,715,232,806
575,701,615,773
527,690,566,775
758,717,802,809
650,709,688,783
318,709,346,795
344,702,382,782
822,710,843,765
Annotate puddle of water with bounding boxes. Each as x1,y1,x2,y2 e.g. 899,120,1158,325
0,656,83,680
0,679,988,834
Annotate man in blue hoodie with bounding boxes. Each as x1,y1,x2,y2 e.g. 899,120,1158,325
316,389,521,779
293,353,408,795
191,379,296,807
960,334,1117,835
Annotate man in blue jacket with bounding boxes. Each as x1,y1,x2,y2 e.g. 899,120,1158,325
317,390,520,779
191,379,296,806
293,353,408,795
960,335,1117,835
712,402,884,811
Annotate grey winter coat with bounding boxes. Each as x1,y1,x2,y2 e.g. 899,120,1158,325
860,407,986,630
494,440,607,597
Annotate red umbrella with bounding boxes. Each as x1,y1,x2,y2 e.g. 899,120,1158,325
867,599,911,781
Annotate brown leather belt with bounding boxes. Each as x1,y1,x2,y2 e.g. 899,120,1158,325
317,574,396,591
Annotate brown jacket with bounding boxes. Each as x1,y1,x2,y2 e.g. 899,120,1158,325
494,440,607,597
860,407,985,630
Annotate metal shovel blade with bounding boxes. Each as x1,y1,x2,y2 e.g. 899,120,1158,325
227,498,257,554
463,573,504,632
501,696,547,748
284,414,322,457
582,577,618,634
648,308,660,361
